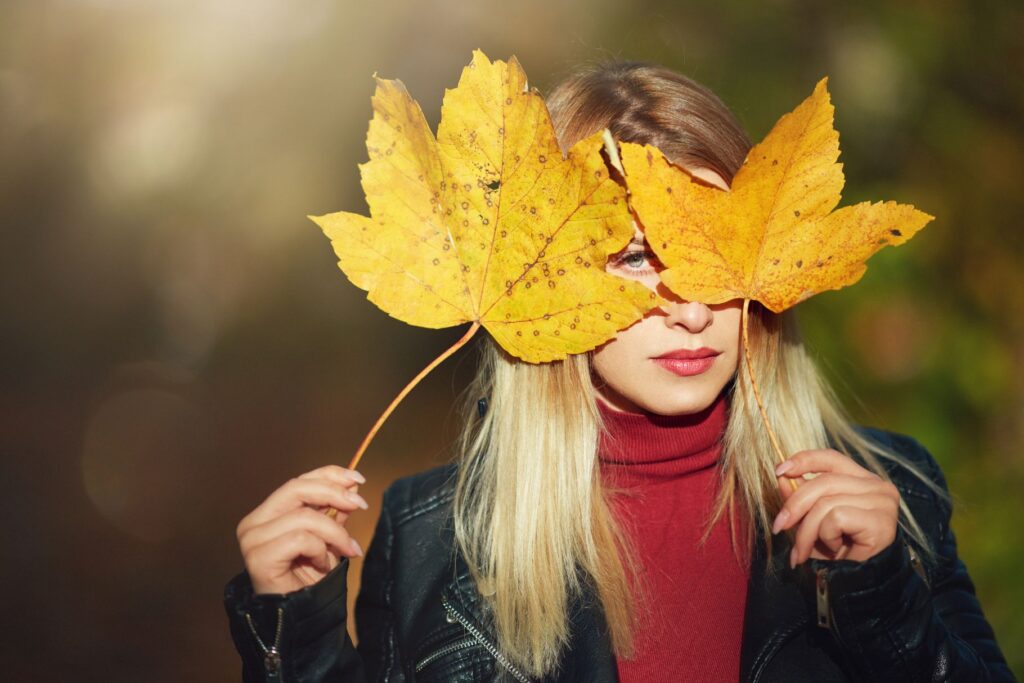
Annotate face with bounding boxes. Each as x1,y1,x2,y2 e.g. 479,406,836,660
592,167,742,415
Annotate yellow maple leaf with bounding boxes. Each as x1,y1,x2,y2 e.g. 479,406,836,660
310,49,657,363
619,77,934,313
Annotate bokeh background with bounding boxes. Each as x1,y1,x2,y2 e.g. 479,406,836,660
2,0,1021,679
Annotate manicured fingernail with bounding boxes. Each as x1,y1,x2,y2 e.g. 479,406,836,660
350,470,366,484
771,509,790,534
350,538,363,557
350,492,369,510
789,547,797,569
775,460,793,476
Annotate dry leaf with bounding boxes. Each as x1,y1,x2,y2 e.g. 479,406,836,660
310,50,657,362
619,77,934,313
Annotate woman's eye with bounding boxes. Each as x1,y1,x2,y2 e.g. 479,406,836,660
611,249,658,273
621,251,650,268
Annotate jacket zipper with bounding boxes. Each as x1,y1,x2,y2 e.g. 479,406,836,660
244,607,284,682
415,635,479,672
815,566,831,629
440,593,532,682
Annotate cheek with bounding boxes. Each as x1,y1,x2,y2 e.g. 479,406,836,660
592,321,649,380
591,338,623,383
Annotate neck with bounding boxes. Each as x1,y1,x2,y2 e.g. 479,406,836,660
597,391,729,480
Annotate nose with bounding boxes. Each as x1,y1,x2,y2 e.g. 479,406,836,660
663,300,713,333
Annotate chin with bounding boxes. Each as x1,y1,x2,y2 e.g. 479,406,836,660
634,391,720,416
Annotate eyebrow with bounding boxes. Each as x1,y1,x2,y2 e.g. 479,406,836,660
628,236,647,247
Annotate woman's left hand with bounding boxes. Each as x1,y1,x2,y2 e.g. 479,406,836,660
772,449,901,569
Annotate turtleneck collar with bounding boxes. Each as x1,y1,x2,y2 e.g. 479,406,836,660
597,390,729,481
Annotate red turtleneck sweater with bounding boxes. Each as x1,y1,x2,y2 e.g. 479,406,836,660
598,391,749,682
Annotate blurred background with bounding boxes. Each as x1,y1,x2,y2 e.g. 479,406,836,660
1,0,1021,679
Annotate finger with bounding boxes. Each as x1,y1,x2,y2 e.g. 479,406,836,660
298,465,366,489
240,506,360,559
246,529,329,584
791,493,896,566
775,449,878,481
293,475,366,516
816,506,896,562
771,473,888,534
777,474,797,503
239,478,368,533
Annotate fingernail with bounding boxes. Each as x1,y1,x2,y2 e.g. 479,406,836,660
350,538,363,557
350,470,366,484
350,493,369,510
771,509,790,534
789,547,797,569
775,460,793,476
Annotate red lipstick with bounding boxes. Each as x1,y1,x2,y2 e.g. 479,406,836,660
651,347,720,376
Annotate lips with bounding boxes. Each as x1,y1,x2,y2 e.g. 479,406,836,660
653,347,721,360
651,347,721,377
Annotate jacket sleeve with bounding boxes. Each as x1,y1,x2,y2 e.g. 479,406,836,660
223,495,403,682
810,433,1015,682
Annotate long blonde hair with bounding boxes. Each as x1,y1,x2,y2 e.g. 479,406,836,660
451,60,939,679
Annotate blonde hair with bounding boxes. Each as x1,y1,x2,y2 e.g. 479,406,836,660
450,60,940,679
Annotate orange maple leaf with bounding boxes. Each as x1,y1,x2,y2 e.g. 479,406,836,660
310,50,656,364
308,50,659,472
619,77,934,314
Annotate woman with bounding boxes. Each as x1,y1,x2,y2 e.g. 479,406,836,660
224,61,1012,681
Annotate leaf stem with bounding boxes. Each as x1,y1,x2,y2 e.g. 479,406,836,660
740,299,797,492
325,321,482,520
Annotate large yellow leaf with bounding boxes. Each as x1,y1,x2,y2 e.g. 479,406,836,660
310,50,657,362
619,77,934,313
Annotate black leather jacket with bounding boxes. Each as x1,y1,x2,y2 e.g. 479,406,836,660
224,427,1014,681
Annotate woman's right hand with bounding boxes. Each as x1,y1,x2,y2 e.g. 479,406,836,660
236,465,369,595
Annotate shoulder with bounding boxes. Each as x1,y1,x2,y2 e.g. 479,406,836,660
851,426,949,494
379,461,459,527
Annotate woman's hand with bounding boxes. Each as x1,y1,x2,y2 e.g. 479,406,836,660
772,449,901,569
236,465,369,595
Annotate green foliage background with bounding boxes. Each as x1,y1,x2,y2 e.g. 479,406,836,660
1,0,1019,678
